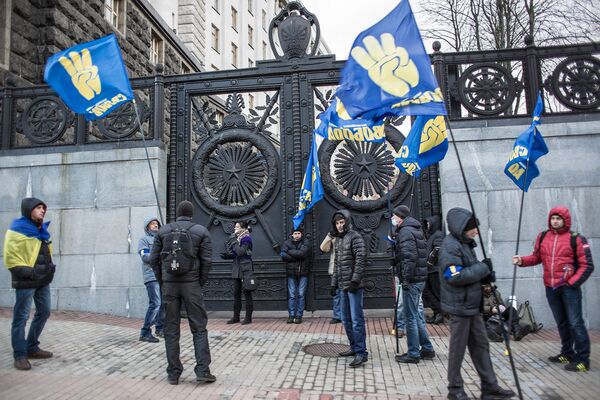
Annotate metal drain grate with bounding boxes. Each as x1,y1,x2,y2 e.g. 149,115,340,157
302,343,350,357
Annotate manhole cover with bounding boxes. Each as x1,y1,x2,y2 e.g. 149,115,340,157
302,343,350,357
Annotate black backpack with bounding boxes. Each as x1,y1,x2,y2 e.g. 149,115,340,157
161,222,195,275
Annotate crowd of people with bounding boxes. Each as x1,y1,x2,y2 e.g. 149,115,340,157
3,197,594,398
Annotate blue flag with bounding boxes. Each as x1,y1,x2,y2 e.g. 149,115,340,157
293,135,324,229
44,34,134,120
395,115,448,176
504,94,549,191
315,98,386,143
335,0,446,120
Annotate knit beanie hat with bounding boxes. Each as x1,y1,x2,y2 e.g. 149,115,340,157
393,205,410,218
176,200,194,218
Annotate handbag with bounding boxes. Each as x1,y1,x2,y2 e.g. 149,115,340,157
242,269,258,291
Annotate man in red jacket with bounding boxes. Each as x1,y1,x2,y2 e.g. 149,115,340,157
513,206,594,372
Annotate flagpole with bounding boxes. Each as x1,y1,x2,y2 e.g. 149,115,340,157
132,99,165,226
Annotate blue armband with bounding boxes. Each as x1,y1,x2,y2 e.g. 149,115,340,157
443,265,463,280
140,248,150,255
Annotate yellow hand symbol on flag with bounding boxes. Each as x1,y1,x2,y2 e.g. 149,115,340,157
419,116,447,154
58,49,101,100
351,33,419,98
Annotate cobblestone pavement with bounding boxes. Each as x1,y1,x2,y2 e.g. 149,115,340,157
0,308,599,400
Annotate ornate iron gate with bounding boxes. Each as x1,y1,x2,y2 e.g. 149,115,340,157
168,3,442,311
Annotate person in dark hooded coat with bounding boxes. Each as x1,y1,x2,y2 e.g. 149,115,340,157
281,225,311,324
422,215,444,324
439,207,514,400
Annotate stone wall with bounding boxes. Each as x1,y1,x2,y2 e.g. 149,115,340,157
440,114,600,328
0,146,167,318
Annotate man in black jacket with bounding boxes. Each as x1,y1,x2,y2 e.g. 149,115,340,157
423,216,444,324
149,200,215,385
439,207,514,400
4,198,56,371
392,205,435,364
329,210,368,367
281,225,311,324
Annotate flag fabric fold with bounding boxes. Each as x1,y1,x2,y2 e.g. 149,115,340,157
293,134,324,229
44,34,134,120
315,98,386,143
395,115,448,176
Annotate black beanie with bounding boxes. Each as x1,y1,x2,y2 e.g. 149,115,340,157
393,205,410,218
176,200,194,218
292,224,303,234
464,216,478,231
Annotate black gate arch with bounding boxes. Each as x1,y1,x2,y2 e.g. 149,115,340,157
165,2,442,312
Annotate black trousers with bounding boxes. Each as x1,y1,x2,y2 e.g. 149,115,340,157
162,281,211,379
448,314,498,395
422,272,442,314
233,278,253,318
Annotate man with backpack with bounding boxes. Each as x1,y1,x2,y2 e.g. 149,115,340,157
149,200,215,385
513,206,594,372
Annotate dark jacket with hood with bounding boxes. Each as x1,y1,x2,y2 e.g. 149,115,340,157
4,197,56,289
137,217,161,284
149,216,212,286
424,215,444,274
281,235,311,277
393,216,428,283
438,207,490,317
330,210,367,290
223,231,253,280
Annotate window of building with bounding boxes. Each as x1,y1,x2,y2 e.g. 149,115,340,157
213,0,219,12
0,0,11,69
248,58,254,68
248,25,254,48
231,43,238,68
104,0,126,34
211,64,219,71
248,0,253,14
211,24,220,52
262,41,267,59
215,111,224,125
150,31,164,65
262,9,267,31
231,6,238,31
248,94,255,109
181,62,191,74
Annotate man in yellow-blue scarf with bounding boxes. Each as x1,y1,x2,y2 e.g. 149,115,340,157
4,197,56,371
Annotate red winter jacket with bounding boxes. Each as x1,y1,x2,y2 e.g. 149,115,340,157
520,206,594,289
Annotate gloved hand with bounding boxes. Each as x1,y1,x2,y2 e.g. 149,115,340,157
280,251,286,258
481,270,496,284
401,279,410,290
482,258,494,272
348,281,360,293
330,286,338,297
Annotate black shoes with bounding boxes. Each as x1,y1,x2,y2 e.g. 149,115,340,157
287,316,294,324
480,385,516,399
447,392,469,400
395,353,420,364
139,334,159,343
565,361,589,372
349,354,368,367
294,317,302,324
428,313,444,324
241,318,252,325
168,376,179,385
329,318,342,324
419,349,436,360
339,349,356,357
548,353,572,364
155,330,164,339
226,317,240,324
196,371,217,383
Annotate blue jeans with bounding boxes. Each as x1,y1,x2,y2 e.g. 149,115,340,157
546,285,590,363
287,276,308,318
403,282,433,358
141,281,164,337
396,284,425,330
332,288,342,320
11,285,51,359
340,288,368,357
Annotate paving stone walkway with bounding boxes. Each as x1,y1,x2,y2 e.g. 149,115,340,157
0,308,599,399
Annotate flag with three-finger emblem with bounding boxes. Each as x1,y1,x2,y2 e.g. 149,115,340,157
44,34,134,120
335,0,446,120
394,115,448,176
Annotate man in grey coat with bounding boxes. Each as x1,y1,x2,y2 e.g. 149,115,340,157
439,207,514,400
138,217,164,342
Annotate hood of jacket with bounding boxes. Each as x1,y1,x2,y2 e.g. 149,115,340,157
331,209,352,236
397,216,422,231
423,215,441,234
21,197,47,221
547,206,571,234
143,216,161,236
446,207,475,244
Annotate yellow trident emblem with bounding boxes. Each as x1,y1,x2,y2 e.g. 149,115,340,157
58,48,101,100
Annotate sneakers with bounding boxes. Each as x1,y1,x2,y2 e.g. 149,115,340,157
395,353,420,364
139,334,160,343
196,371,217,383
339,349,356,357
329,318,342,324
294,317,302,324
481,385,516,399
14,358,31,370
548,354,572,364
241,318,252,325
349,354,368,367
27,349,53,359
447,392,469,400
226,317,240,324
565,361,589,372
419,349,436,360
155,330,164,338
287,316,295,324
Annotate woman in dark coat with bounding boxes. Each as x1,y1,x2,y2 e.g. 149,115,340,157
221,221,254,325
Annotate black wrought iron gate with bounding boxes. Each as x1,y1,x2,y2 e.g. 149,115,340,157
168,3,442,312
